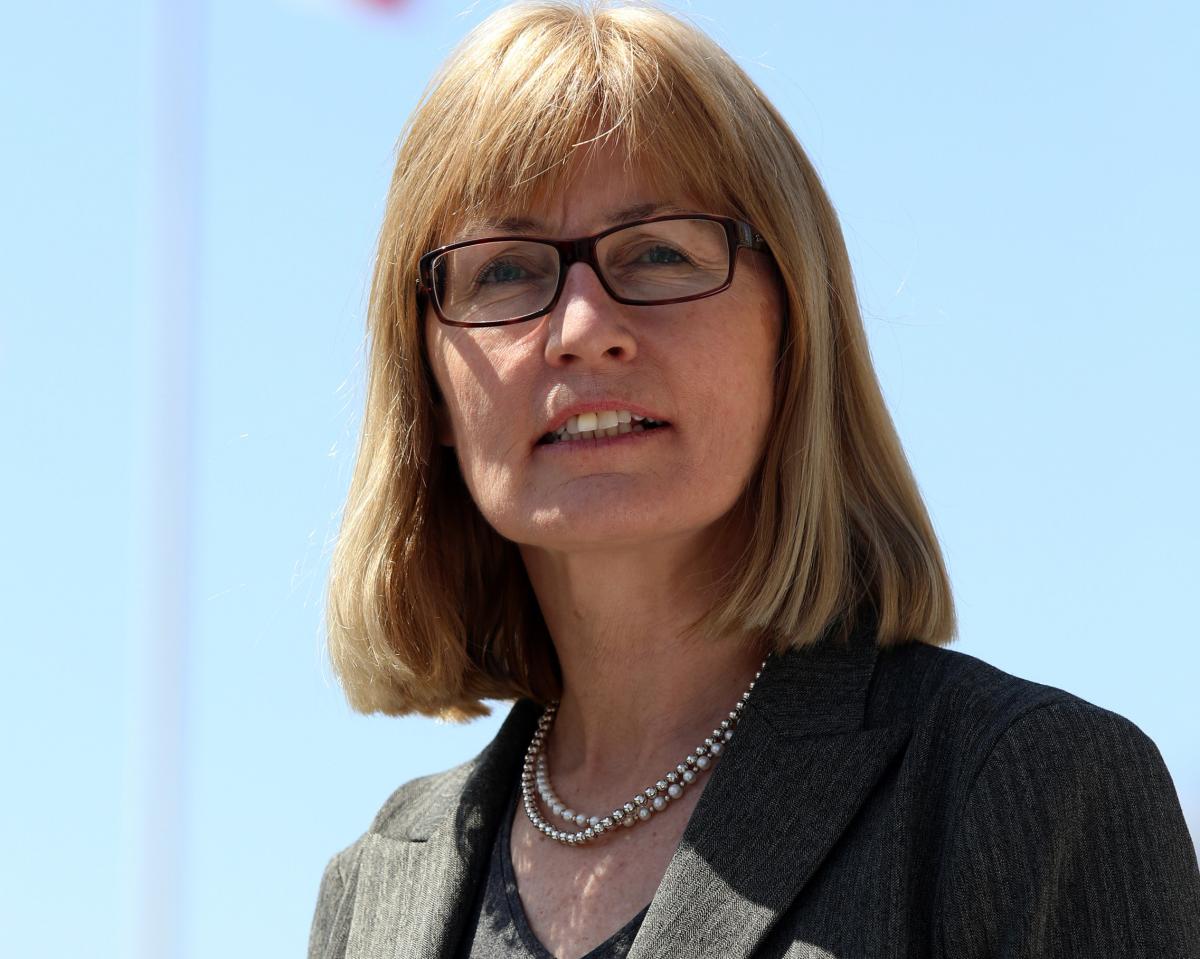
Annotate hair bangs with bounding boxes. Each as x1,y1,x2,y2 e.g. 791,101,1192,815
418,3,753,241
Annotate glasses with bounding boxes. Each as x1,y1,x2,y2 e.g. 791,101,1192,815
417,213,769,328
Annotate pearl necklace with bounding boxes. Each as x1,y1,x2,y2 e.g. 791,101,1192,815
520,655,770,846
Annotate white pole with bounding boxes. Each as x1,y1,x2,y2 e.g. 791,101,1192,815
139,0,203,956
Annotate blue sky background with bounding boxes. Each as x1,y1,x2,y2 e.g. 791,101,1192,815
3,1,1197,956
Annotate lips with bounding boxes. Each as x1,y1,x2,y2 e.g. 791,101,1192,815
538,411,670,445
535,402,671,447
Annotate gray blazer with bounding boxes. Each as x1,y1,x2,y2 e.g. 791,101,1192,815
308,630,1200,958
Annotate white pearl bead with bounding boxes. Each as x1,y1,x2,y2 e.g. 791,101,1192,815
695,755,710,769
682,769,695,783
637,807,652,820
652,796,667,811
709,742,722,756
623,815,635,828
667,784,682,798
575,813,586,827
589,816,599,827
562,808,575,822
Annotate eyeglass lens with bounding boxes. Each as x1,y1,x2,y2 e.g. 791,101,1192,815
431,217,730,325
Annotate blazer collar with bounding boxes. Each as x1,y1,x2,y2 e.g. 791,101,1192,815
626,621,910,959
344,619,910,959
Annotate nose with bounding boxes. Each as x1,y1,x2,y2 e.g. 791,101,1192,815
543,261,638,368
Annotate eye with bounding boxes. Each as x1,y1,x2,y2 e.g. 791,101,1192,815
641,245,689,265
475,258,531,286
621,242,694,268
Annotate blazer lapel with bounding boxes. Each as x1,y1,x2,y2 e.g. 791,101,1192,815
627,628,910,959
344,698,540,959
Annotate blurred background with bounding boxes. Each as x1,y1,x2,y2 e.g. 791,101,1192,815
2,0,1196,956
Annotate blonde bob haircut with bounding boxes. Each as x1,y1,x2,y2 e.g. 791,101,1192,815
325,0,957,720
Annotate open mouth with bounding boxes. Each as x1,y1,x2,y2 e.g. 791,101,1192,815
537,411,670,446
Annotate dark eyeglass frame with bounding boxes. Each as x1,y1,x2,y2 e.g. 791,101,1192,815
416,213,770,328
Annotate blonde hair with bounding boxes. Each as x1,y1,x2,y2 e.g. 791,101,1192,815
325,0,956,720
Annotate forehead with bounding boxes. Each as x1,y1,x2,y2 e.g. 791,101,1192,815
438,143,735,245
456,200,696,242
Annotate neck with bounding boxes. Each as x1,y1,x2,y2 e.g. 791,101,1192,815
518,532,769,813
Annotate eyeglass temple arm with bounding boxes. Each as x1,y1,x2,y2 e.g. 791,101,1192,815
736,220,769,253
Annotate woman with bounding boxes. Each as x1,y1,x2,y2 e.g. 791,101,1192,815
309,3,1200,957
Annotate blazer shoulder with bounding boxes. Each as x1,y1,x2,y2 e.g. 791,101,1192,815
870,642,1195,830
864,639,1162,805
364,754,482,841
313,755,480,888
871,639,1103,743
934,688,1200,954
357,697,540,842
307,747,491,958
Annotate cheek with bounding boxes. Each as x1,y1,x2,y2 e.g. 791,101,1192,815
426,325,536,472
701,289,781,414
703,294,782,476
426,324,483,452
439,360,491,453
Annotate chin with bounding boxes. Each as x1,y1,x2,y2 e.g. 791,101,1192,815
516,521,678,553
501,499,733,555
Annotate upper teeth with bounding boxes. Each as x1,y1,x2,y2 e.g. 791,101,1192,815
546,409,665,442
577,410,629,431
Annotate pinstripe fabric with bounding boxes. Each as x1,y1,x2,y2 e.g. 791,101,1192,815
308,628,1200,958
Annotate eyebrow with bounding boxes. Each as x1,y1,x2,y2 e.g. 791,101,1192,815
463,201,691,238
